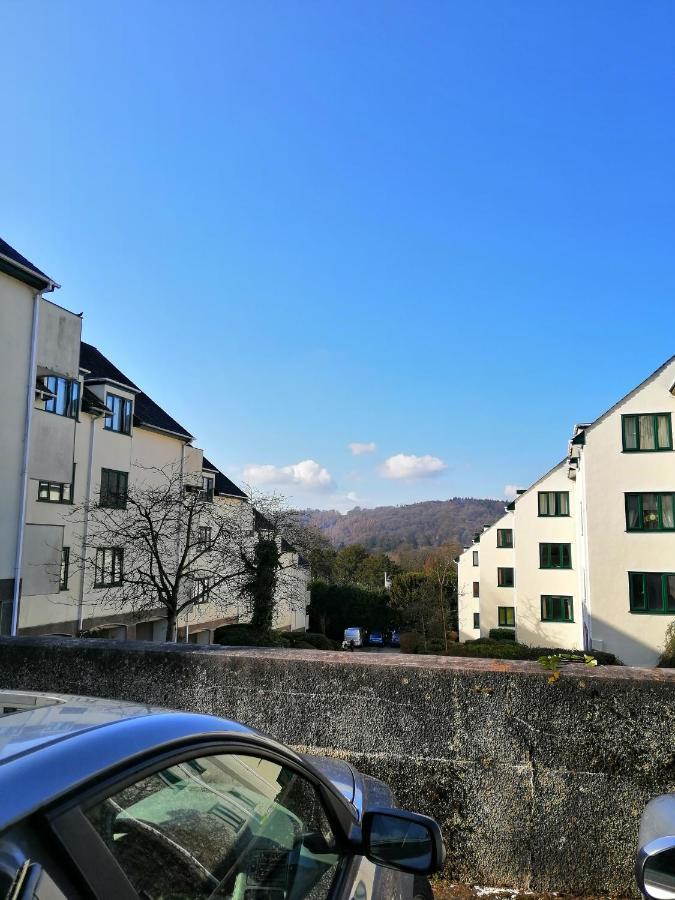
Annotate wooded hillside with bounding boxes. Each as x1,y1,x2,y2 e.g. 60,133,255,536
301,497,505,553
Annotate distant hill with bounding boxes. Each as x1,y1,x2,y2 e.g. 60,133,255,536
301,497,506,553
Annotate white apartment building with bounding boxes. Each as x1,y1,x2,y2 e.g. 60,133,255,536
1,237,309,642
457,357,675,667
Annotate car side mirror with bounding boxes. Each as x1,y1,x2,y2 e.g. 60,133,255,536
636,795,675,898
362,808,446,876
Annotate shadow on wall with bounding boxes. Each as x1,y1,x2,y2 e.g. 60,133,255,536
516,601,668,667
589,613,671,668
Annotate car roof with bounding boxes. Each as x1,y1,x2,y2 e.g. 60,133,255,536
0,691,347,831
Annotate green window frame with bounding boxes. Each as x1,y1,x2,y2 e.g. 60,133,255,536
100,469,128,509
38,479,73,504
498,606,515,627
41,375,80,419
472,550,479,566
200,475,215,502
59,547,70,591
541,595,574,622
198,526,213,547
625,493,675,532
497,528,513,548
622,414,673,452
104,393,133,434
473,612,480,630
629,572,675,614
538,491,570,517
94,547,124,587
472,581,480,598
497,567,514,587
539,543,572,569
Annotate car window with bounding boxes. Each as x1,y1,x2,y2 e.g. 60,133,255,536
83,753,341,899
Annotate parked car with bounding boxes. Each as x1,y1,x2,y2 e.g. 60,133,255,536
636,793,675,898
368,631,385,647
390,630,401,648
343,626,367,648
0,690,444,900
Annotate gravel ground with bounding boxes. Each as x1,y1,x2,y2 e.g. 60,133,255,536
431,882,629,899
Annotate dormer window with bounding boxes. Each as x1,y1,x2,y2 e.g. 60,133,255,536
41,376,80,418
105,393,133,434
200,476,214,502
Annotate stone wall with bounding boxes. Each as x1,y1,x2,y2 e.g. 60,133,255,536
1,637,674,896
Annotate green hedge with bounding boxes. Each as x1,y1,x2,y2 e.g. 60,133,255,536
489,628,517,642
402,634,620,665
213,624,338,651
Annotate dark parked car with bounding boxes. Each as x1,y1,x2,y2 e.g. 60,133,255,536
0,690,444,900
368,631,385,647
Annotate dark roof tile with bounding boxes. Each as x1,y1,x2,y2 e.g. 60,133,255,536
0,236,54,285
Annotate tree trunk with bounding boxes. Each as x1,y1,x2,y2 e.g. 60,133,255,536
165,614,177,642
439,586,448,651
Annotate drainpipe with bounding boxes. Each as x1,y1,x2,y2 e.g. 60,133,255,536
77,411,102,632
10,289,42,636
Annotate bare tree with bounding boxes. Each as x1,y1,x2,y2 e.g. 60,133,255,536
70,464,248,640
423,544,459,651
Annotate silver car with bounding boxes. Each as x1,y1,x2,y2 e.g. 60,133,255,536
0,690,443,899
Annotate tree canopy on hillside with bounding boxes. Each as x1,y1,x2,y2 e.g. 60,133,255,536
300,497,505,553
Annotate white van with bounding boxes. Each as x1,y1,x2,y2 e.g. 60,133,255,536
343,626,366,648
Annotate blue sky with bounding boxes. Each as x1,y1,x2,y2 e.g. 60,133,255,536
2,2,674,511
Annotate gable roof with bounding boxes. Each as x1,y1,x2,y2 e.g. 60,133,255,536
201,457,247,499
79,342,192,440
79,342,140,391
0,237,58,291
133,391,193,441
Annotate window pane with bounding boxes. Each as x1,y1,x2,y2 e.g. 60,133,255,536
549,545,561,567
562,597,573,621
667,576,675,612
38,482,49,500
623,416,638,450
645,573,663,611
557,492,569,516
55,378,67,416
539,544,547,567
657,414,671,449
84,753,339,900
562,545,571,567
473,581,479,598
541,596,551,620
49,484,61,502
639,415,656,450
538,493,548,515
662,496,675,529
626,495,640,529
472,551,478,566
642,494,659,529
62,483,72,502
629,573,645,610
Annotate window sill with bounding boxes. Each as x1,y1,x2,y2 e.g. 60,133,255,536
541,619,575,624
629,609,675,615
37,499,73,505
622,448,673,454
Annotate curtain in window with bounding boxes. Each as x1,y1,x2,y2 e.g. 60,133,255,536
642,494,659,529
639,415,656,450
662,495,675,529
626,495,640,529
657,415,671,448
623,417,638,449
562,597,573,620
558,493,569,515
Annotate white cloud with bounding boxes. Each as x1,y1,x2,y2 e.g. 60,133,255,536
348,441,377,456
378,453,447,480
504,484,519,500
243,459,334,491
